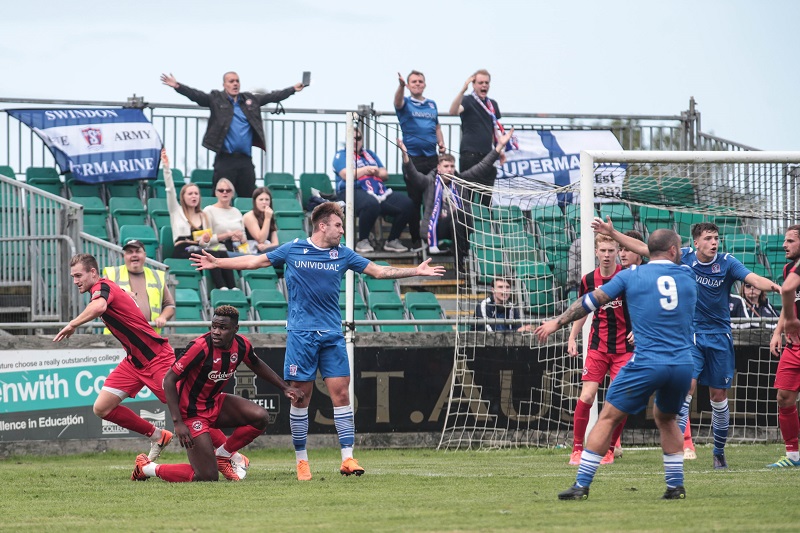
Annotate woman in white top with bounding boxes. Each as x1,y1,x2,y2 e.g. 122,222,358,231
243,187,279,252
163,151,235,289
203,177,246,252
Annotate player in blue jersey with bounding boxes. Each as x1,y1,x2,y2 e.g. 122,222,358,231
536,229,697,500
191,201,445,480
593,217,780,469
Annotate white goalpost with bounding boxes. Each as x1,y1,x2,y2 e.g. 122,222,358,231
438,149,800,450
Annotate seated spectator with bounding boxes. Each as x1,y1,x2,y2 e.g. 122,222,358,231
332,129,413,253
243,187,279,253
202,177,243,289
162,151,233,290
398,127,514,269
730,281,778,329
474,278,532,332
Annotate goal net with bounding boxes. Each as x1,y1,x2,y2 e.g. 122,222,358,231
438,150,800,450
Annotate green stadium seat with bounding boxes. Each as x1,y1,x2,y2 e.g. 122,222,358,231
660,176,697,207
190,169,214,187
277,228,308,243
233,197,252,213
723,234,758,254
0,165,15,178
25,167,63,195
160,226,174,259
147,198,171,230
623,175,662,204
564,203,582,233
272,197,304,216
363,274,398,297
299,172,334,210
761,234,785,254
264,172,298,192
241,268,280,294
118,225,159,259
405,291,449,332
673,212,705,244
82,224,109,240
149,168,184,199
598,203,636,234
71,196,108,227
517,261,556,316
269,188,300,201
275,213,305,232
384,173,407,193
210,288,250,326
173,288,207,334
201,197,216,209
712,215,743,236
368,292,414,332
769,292,783,313
105,180,142,200
639,206,674,234
66,174,100,198
251,288,288,333
109,197,147,237
339,291,369,329
164,258,203,291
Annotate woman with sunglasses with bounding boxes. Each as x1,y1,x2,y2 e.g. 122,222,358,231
730,282,778,329
202,178,243,289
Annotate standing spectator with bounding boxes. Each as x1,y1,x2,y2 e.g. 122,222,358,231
132,306,303,482
102,239,175,334
449,69,506,206
243,187,279,252
474,278,531,332
160,71,304,199
332,129,413,253
191,202,445,481
394,70,445,250
730,282,778,328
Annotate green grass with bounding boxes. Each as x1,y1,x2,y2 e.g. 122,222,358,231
1,444,797,532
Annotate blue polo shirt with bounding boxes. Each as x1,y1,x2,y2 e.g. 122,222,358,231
395,96,439,157
223,95,253,155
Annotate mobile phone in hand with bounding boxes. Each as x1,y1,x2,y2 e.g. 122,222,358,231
302,71,311,87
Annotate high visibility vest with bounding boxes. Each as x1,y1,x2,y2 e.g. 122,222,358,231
102,266,166,334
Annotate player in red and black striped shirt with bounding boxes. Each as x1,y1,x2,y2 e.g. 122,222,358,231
131,305,303,482
767,225,800,467
55,254,179,461
566,234,633,466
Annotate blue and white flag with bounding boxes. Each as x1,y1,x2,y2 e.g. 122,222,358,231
493,130,624,206
7,108,162,184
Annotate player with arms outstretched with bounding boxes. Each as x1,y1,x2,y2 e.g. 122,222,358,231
593,218,779,468
192,201,445,480
537,229,697,500
132,306,303,482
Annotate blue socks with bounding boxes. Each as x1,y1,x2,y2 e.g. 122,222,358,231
575,450,603,488
664,452,684,488
711,398,730,455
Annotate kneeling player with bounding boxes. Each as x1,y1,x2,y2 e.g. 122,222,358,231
132,306,303,482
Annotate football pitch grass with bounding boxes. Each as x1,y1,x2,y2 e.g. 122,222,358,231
2,444,797,532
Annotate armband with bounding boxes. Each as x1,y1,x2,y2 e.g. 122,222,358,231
581,293,599,313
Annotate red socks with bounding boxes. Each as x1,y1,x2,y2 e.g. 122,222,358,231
222,425,263,454
572,399,592,451
155,463,195,482
104,405,155,437
779,405,800,453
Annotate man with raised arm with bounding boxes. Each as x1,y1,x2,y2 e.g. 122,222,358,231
192,202,445,481
767,225,800,467
395,70,446,250
536,229,696,501
161,71,304,199
593,216,780,469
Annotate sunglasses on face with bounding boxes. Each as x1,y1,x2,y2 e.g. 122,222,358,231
216,188,233,193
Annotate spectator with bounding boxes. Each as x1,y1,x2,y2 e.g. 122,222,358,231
394,70,445,250
102,239,175,334
161,71,304,199
730,281,778,329
243,187,279,252
202,178,242,289
474,278,532,332
332,129,414,253
398,127,514,268
449,69,506,206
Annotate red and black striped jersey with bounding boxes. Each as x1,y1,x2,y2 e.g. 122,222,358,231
172,333,258,418
579,265,632,354
90,278,168,368
784,262,800,317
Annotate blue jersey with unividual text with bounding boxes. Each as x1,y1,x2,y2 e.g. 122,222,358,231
395,96,440,157
681,247,751,334
267,239,370,331
599,260,697,366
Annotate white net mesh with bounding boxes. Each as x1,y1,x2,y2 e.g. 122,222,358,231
438,154,800,450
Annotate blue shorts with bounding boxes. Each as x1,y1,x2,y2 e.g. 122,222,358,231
605,361,693,415
692,332,735,389
284,330,348,382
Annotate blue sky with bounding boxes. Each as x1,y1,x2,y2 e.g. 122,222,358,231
2,0,797,150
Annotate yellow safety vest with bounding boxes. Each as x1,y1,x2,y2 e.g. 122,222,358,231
102,266,166,334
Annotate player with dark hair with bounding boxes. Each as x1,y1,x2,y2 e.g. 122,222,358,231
55,254,243,477
537,229,697,500
593,218,779,468
565,234,632,465
619,230,644,268
131,305,303,482
191,201,445,480
767,224,800,467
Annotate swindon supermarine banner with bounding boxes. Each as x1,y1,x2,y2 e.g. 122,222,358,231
7,108,162,184
494,129,624,206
